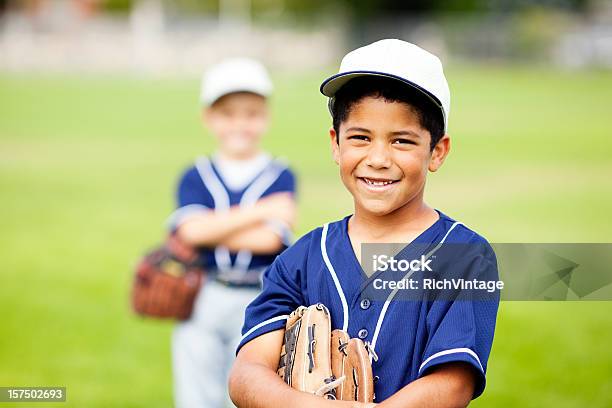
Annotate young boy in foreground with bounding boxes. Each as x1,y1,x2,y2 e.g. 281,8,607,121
229,40,499,407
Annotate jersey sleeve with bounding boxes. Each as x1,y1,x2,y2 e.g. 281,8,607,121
236,255,304,354
418,243,499,399
166,166,215,231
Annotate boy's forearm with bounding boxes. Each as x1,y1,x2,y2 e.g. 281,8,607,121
177,193,295,248
176,205,264,247
229,361,362,408
376,363,474,408
221,223,284,254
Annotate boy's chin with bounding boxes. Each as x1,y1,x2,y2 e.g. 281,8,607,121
220,143,259,158
356,199,399,217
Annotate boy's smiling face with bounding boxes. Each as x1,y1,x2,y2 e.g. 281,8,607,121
330,96,449,217
205,92,269,159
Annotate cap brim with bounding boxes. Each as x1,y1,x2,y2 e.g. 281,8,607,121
205,87,271,106
320,70,446,131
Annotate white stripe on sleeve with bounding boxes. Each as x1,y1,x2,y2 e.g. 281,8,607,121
419,347,484,374
240,315,289,343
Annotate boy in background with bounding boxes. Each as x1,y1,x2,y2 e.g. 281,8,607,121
168,58,296,408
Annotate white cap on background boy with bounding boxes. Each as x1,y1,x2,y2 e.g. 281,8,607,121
201,57,273,106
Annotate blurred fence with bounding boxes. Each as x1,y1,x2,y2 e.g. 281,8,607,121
0,0,611,75
0,0,343,75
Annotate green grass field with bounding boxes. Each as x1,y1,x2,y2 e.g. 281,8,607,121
1,66,611,407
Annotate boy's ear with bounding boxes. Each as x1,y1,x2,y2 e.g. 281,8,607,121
329,127,340,165
202,107,211,125
429,134,451,172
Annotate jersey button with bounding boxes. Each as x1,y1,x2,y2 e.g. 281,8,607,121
358,328,368,339
360,298,371,310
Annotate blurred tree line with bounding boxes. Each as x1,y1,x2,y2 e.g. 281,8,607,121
103,0,591,15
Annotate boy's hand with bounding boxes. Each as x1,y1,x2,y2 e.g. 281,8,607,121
230,329,370,408
254,192,296,226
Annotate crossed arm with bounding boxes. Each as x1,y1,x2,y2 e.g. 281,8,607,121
228,330,476,408
176,192,296,254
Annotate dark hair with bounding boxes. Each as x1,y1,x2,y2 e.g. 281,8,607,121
331,76,445,150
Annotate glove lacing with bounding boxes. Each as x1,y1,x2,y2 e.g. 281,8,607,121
315,375,346,399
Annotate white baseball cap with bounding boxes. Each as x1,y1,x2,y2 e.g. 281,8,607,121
200,57,273,106
320,39,450,132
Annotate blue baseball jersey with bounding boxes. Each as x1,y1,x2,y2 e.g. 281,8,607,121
168,155,296,272
237,211,499,401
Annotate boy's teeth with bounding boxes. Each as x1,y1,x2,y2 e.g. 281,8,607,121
364,178,393,186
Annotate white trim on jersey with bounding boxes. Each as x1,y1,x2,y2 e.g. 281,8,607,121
195,156,287,272
321,223,350,332
195,157,231,210
196,157,233,271
418,347,484,374
240,161,284,207
233,249,254,272
369,221,464,358
240,314,290,343
234,160,286,272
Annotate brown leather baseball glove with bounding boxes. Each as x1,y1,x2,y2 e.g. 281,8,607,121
277,304,375,403
131,234,204,320
331,329,375,403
